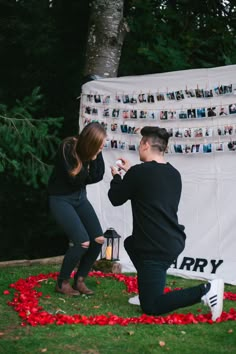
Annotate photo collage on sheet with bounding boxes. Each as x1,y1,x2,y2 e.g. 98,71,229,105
82,83,236,154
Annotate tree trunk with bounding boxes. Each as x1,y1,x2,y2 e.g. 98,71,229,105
83,0,128,79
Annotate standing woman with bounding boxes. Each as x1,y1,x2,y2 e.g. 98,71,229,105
48,122,106,296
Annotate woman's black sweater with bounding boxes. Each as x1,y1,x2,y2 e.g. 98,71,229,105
48,143,105,196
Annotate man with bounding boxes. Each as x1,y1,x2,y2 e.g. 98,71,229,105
108,126,224,321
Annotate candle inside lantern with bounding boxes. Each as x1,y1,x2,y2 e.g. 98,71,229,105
105,245,112,260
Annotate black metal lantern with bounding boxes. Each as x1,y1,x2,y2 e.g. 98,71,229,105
101,227,121,261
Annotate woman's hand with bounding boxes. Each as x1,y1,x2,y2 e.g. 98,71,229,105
110,166,121,177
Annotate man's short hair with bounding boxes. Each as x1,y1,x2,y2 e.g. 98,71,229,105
140,126,170,152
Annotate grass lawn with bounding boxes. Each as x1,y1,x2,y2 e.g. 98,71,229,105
0,264,235,354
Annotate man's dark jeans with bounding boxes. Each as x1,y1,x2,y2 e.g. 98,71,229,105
124,236,205,316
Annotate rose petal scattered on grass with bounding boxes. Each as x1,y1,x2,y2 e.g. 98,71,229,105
159,341,165,347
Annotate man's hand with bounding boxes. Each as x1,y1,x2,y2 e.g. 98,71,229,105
116,157,131,172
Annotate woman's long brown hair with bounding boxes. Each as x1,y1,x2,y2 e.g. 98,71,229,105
63,122,106,176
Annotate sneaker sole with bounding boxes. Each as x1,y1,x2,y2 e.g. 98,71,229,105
211,279,224,321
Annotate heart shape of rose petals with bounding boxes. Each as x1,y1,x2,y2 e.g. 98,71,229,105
5,271,236,326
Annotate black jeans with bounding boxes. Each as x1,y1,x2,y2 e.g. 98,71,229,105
124,236,205,316
49,189,103,282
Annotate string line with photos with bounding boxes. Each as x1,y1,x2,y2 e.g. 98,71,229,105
80,83,236,155
84,82,236,105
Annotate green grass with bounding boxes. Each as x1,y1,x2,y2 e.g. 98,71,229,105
0,264,235,354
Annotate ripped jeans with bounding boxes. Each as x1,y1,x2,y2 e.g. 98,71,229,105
49,189,104,282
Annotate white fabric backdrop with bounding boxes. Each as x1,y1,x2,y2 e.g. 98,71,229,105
80,65,236,285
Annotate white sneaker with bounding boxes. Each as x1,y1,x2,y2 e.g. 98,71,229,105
128,295,140,305
201,279,224,321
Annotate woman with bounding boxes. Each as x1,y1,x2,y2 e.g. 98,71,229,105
48,122,106,296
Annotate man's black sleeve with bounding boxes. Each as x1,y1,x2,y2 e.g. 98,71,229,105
108,167,135,206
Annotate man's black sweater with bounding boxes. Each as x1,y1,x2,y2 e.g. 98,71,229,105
108,161,186,261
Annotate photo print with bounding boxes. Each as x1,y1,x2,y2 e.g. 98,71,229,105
166,91,175,100
156,93,165,101
203,143,212,153
122,94,130,104
138,93,147,103
103,138,111,149
193,128,203,138
174,128,183,138
218,106,228,116
187,109,196,118
111,123,118,132
103,96,110,104
195,88,204,98
191,144,201,153
128,143,138,151
229,103,236,114
204,127,212,137
130,110,138,119
227,141,236,151
183,128,192,138
85,106,92,115
207,107,217,117
118,140,126,150
215,142,224,152
122,110,129,119
86,94,94,103
100,121,108,131
147,93,155,103
139,110,147,119
103,108,110,117
129,95,138,104
223,84,232,94
92,108,98,115
115,95,121,103
203,89,213,98
159,110,168,120
94,94,101,103
178,110,188,119
167,111,177,119
175,90,184,100
173,144,183,153
167,128,173,137
185,89,196,98
112,109,120,118
196,107,206,118
111,139,118,149
148,111,157,120
120,124,128,133
182,144,191,154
